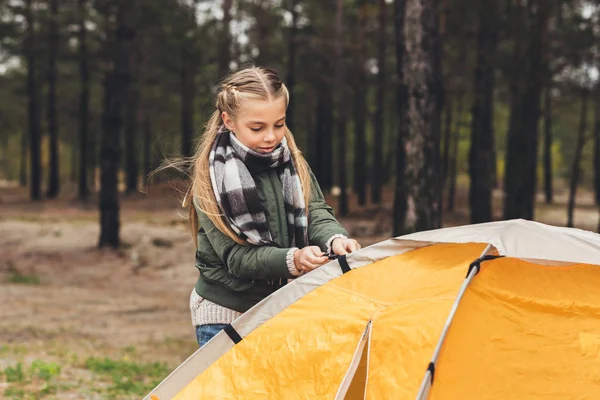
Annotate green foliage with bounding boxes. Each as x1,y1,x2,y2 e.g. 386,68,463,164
7,272,41,285
85,356,170,397
30,360,61,381
3,363,25,383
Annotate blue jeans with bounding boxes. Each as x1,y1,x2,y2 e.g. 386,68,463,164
196,324,228,347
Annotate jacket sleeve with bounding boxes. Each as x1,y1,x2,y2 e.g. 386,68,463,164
307,171,349,250
195,202,293,281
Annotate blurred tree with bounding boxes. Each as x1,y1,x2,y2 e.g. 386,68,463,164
503,0,550,220
403,0,443,231
335,0,348,216
46,0,60,198
218,0,232,79
567,87,589,227
285,0,299,130
179,1,198,158
77,0,90,200
392,0,408,236
371,0,387,205
99,0,135,248
353,0,368,207
24,0,42,200
594,83,600,208
542,85,553,204
124,5,139,194
468,0,499,223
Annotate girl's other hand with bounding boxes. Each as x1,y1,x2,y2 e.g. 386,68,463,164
331,238,361,256
294,246,328,273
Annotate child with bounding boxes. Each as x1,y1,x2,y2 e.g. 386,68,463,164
185,66,361,347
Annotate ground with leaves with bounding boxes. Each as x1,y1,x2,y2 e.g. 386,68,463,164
0,180,598,399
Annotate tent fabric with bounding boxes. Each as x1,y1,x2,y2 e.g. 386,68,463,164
145,219,600,400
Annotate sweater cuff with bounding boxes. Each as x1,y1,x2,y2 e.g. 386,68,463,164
286,247,300,277
326,234,347,255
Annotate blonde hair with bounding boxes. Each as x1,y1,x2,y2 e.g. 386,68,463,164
185,66,312,246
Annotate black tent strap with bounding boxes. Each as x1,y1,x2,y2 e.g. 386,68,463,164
338,254,351,274
427,362,436,382
466,254,505,278
223,324,242,344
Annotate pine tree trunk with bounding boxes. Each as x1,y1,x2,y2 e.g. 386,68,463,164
447,88,466,213
592,84,599,206
403,0,442,232
218,0,232,79
125,25,139,194
315,85,333,191
25,0,42,201
180,53,195,158
334,0,348,216
442,94,452,185
503,1,549,220
20,131,27,187
180,5,197,158
99,0,135,248
468,0,498,223
567,88,589,228
353,0,368,207
392,0,408,236
543,85,553,204
143,116,152,179
46,0,60,198
285,0,298,130
78,0,89,201
371,0,387,205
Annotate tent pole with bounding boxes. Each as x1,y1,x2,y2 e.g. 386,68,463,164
415,244,493,400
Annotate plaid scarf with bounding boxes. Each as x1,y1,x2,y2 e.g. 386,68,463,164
209,126,308,247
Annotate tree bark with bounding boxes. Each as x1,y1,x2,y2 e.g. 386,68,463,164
503,1,550,220
20,131,27,187
78,0,90,201
543,85,553,204
25,0,42,201
46,0,60,198
371,0,387,205
99,0,135,248
446,97,462,213
218,0,232,79
392,0,408,236
593,84,600,207
180,5,197,158
143,116,152,179
124,19,139,194
567,88,589,228
285,0,299,130
314,83,333,191
442,93,452,185
403,0,442,232
353,0,368,207
335,0,348,216
468,0,498,223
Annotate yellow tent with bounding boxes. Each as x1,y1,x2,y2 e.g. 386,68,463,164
146,219,600,400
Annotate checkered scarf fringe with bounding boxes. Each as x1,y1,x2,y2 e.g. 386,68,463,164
209,126,308,247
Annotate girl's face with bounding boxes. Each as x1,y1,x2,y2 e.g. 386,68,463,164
222,98,287,154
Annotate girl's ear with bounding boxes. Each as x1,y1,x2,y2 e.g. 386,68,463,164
221,112,234,131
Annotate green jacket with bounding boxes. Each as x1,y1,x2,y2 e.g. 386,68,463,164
194,169,348,313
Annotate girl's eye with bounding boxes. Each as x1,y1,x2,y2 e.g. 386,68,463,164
275,124,284,129
250,127,262,132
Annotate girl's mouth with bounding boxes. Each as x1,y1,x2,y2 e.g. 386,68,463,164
258,146,275,152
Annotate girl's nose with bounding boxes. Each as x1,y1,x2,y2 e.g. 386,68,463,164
264,130,276,142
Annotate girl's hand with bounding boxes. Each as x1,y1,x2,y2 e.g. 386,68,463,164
294,246,329,273
331,238,361,256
